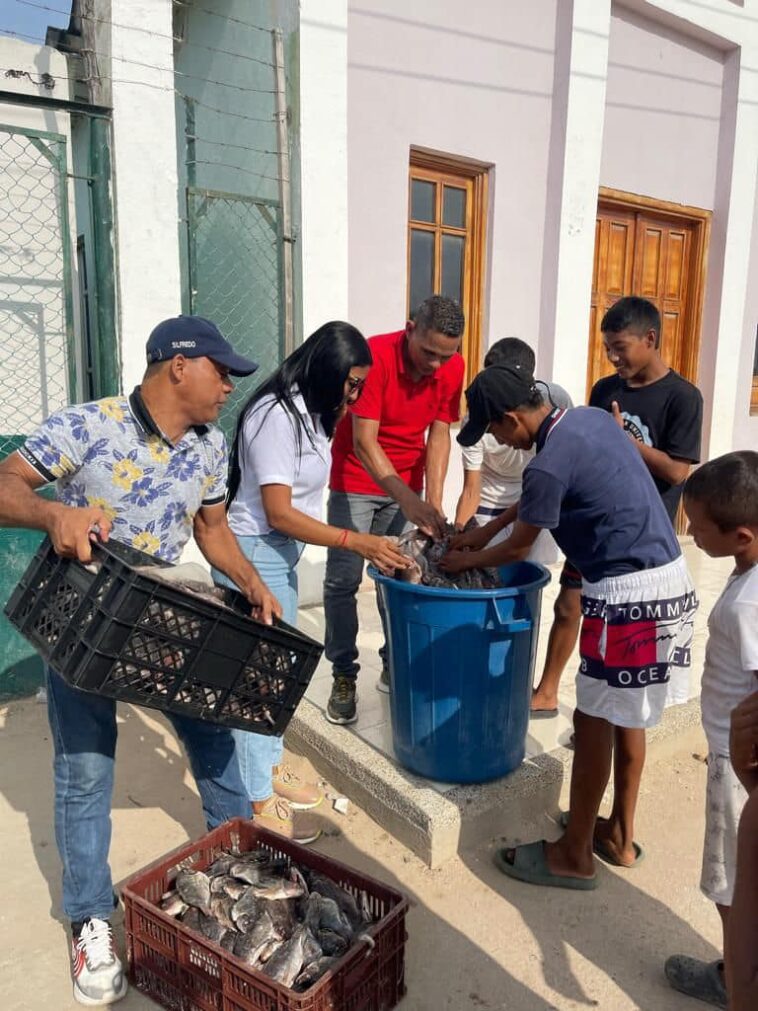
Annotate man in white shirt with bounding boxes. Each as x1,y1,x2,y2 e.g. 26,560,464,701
455,338,572,563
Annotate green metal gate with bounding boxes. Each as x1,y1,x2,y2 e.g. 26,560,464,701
187,186,284,442
0,124,76,697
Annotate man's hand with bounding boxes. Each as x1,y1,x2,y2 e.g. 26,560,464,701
611,401,627,432
402,496,447,539
438,548,480,574
730,689,758,792
449,524,490,552
245,578,283,626
48,505,112,563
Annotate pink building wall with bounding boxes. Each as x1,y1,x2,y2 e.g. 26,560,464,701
735,175,758,450
601,8,723,210
346,1,756,458
346,0,558,348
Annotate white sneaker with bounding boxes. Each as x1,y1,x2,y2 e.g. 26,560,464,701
71,918,128,1006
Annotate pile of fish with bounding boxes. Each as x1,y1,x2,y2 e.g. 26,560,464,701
133,561,233,610
159,848,375,991
390,523,501,590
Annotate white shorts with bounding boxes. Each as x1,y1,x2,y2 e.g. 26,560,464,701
700,754,748,906
575,556,698,729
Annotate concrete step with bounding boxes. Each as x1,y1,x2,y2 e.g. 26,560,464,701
287,695,702,868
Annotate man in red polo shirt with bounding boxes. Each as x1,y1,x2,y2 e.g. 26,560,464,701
325,295,466,724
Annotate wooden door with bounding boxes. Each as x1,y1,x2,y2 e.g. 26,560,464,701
588,205,702,393
588,190,711,533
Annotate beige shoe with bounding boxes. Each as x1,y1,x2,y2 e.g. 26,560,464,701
253,796,321,844
272,763,324,810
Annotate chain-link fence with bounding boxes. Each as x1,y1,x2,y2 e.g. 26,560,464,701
187,187,283,442
0,124,74,460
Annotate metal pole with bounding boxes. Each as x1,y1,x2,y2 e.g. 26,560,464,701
90,117,120,396
273,29,295,356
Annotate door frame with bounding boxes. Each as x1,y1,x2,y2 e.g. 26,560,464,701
594,186,711,388
409,146,490,387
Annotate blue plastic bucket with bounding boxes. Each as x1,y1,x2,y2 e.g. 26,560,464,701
369,562,550,783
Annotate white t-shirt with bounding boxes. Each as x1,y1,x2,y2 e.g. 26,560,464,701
700,563,758,756
227,390,330,536
461,381,572,565
461,381,573,509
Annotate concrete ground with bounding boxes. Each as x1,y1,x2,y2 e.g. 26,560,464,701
0,539,730,1009
0,695,721,1011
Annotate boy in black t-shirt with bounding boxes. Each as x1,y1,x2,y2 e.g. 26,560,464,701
589,296,703,522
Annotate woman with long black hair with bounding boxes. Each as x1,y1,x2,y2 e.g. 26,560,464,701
213,321,407,842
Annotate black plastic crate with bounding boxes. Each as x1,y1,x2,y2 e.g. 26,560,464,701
4,537,323,734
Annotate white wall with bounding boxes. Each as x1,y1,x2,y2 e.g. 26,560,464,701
296,0,350,604
108,0,182,390
300,0,349,333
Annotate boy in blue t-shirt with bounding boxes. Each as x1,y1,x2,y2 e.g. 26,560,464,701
443,365,697,889
532,296,703,718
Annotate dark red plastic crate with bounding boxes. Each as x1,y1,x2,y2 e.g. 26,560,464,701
4,537,323,735
122,818,409,1011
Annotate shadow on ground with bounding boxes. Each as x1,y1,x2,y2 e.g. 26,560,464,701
0,697,208,928
0,692,720,1010
0,696,544,1010
458,808,719,1009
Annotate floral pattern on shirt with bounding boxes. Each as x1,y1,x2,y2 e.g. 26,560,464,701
19,394,228,562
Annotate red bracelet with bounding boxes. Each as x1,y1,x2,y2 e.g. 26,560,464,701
337,528,349,548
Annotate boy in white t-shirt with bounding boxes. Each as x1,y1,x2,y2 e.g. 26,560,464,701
454,338,572,565
665,450,758,1009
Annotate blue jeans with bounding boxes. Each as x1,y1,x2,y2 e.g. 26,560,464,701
323,491,407,680
46,667,249,924
212,531,303,802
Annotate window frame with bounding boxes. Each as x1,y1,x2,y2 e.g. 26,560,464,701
407,147,490,388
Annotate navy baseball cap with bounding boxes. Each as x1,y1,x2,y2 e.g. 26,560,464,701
457,366,538,447
146,315,258,376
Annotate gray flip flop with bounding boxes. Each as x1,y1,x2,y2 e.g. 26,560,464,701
529,707,558,720
664,956,727,1008
493,840,598,891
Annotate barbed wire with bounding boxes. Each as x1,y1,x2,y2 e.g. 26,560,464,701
0,61,282,127
2,2,285,166
187,159,282,184
171,0,273,36
189,134,278,157
179,95,277,125
0,27,47,45
15,0,277,68
82,47,276,96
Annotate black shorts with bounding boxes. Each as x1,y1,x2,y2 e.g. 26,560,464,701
559,560,582,590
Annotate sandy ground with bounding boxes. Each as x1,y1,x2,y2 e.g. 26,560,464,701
0,692,720,1011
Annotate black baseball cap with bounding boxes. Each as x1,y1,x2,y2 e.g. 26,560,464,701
457,365,538,447
146,316,258,377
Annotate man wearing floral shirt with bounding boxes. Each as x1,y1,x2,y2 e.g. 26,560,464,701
0,316,280,1007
